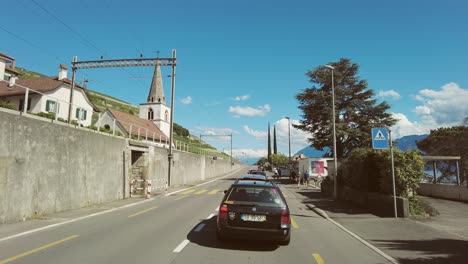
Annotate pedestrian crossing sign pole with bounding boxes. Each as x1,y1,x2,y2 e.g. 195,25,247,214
371,127,398,218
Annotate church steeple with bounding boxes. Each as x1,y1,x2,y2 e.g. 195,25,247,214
147,62,166,104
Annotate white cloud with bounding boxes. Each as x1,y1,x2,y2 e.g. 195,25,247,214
196,127,238,136
229,148,267,159
234,95,250,101
390,113,433,138
229,104,271,117
274,118,311,154
391,82,468,138
180,96,192,104
413,82,468,125
243,125,267,139
377,90,401,100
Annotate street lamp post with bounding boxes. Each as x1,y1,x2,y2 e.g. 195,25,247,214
325,65,338,200
285,117,291,161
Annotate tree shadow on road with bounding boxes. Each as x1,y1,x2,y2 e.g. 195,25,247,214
374,238,468,264
295,188,386,218
186,216,279,251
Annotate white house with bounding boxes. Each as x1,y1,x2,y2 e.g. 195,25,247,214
0,56,99,127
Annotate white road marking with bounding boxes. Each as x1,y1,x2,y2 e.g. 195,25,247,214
165,167,245,197
215,206,219,211
307,204,398,264
173,239,190,253
0,166,247,243
206,213,215,219
0,199,154,243
194,223,206,232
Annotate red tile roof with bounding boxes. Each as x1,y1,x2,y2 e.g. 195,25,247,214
107,108,169,142
0,76,99,112
0,52,14,61
0,76,84,96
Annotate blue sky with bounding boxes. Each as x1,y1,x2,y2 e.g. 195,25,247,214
2,0,468,161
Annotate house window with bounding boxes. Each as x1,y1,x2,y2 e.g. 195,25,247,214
147,108,154,120
45,100,59,113
75,108,87,120
165,110,168,122
19,98,32,111
104,124,111,130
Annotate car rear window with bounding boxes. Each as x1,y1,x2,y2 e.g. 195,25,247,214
225,186,285,207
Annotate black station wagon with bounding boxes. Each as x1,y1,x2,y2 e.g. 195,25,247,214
216,180,291,245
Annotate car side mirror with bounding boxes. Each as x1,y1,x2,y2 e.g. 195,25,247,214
224,190,228,194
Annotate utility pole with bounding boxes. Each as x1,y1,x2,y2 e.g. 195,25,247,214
67,56,77,123
168,49,177,187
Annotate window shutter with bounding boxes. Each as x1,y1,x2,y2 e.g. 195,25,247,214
76,108,80,118
83,110,87,120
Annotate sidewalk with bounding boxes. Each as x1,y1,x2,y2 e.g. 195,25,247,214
290,185,468,264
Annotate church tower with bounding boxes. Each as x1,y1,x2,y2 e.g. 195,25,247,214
139,62,171,137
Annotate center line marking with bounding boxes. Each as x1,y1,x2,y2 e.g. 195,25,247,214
173,239,190,253
128,206,158,218
291,217,299,229
181,189,196,195
195,190,207,195
313,253,325,264
195,224,206,232
175,195,189,201
208,189,220,194
0,235,79,264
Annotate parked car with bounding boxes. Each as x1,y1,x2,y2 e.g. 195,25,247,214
216,180,291,245
247,169,266,176
240,174,268,181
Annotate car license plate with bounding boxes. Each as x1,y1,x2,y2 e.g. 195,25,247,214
241,214,266,222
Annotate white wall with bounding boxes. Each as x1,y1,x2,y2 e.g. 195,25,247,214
0,60,5,80
139,103,170,137
43,85,94,126
2,94,41,113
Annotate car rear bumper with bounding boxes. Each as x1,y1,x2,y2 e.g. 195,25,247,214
217,225,290,241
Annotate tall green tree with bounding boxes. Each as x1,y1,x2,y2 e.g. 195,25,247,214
417,126,468,184
267,123,272,162
273,125,278,154
270,153,289,166
294,58,396,158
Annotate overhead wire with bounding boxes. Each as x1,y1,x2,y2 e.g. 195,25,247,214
27,0,149,90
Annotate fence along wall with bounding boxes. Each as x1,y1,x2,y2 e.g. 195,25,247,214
0,109,241,224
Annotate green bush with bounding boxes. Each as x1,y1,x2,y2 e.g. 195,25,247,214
34,112,56,120
0,100,16,110
340,148,424,198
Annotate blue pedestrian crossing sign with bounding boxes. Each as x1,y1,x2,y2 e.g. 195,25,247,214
372,128,389,149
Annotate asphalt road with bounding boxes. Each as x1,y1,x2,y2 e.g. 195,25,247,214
0,168,393,264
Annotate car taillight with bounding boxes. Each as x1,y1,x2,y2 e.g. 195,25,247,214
281,209,290,225
218,205,228,219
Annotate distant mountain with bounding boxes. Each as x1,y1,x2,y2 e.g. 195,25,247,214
295,146,328,158
394,134,428,151
294,134,429,158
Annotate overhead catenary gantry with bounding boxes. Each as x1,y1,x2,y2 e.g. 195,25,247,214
67,50,177,186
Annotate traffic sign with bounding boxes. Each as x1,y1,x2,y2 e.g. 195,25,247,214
372,128,389,149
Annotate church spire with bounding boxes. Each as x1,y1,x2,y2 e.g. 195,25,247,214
147,62,166,104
